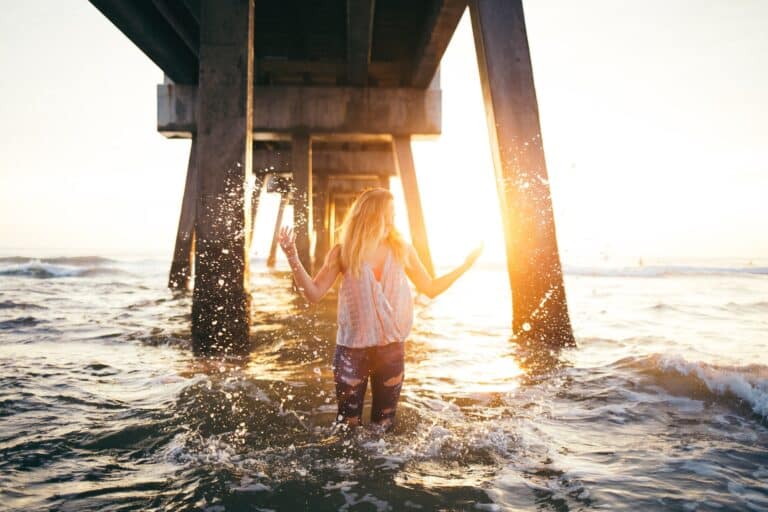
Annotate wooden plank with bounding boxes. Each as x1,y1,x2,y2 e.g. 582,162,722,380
346,0,376,85
168,139,198,290
393,136,435,277
410,0,467,87
191,0,254,355
469,0,574,346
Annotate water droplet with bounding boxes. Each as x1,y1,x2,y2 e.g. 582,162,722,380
522,322,531,332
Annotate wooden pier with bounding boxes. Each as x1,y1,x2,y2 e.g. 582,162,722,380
90,0,575,354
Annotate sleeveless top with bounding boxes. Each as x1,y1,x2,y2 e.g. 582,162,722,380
336,246,414,348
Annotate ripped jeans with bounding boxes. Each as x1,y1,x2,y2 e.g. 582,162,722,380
332,341,405,426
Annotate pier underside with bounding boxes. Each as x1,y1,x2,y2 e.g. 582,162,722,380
91,0,574,354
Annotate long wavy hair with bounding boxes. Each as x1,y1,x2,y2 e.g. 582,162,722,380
337,188,407,277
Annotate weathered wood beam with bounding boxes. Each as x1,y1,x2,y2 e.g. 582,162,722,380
192,0,254,356
393,136,435,277
168,139,198,291
346,0,375,85
469,0,574,346
88,0,198,84
410,0,467,88
157,85,441,137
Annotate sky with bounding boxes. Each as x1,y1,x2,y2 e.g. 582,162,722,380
0,0,766,266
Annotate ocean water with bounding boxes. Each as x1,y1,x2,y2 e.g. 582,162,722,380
0,254,767,511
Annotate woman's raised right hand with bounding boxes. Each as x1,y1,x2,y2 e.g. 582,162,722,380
278,226,298,259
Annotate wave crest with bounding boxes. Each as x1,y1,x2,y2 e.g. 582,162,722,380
618,354,768,418
0,260,128,278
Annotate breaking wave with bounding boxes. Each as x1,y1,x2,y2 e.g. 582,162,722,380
0,259,129,278
617,353,768,418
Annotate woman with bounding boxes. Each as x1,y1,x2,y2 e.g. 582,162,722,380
278,187,482,432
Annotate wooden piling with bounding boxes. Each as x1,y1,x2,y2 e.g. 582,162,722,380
393,136,435,277
191,0,254,356
469,0,575,346
168,138,198,291
292,134,313,273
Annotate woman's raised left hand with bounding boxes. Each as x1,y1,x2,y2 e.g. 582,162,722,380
465,241,484,267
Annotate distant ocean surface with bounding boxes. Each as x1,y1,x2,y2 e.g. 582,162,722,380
1,252,767,511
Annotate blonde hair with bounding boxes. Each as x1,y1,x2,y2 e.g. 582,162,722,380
337,188,407,277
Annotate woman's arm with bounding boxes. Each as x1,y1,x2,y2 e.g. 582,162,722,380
403,242,483,299
278,226,341,303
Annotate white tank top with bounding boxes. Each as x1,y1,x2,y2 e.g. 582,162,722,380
336,246,413,348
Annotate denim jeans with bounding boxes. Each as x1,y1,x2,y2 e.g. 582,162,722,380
332,341,405,425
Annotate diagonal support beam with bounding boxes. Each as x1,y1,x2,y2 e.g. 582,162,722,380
410,0,467,88
346,0,376,86
393,136,434,277
469,0,574,346
292,134,314,273
267,193,289,268
168,139,199,290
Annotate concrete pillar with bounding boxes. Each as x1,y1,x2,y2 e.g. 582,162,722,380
292,134,313,273
469,0,574,346
313,173,330,266
267,193,289,267
168,138,198,290
393,136,435,277
248,169,265,254
191,0,254,356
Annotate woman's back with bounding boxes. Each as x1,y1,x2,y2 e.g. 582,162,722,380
336,244,413,348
